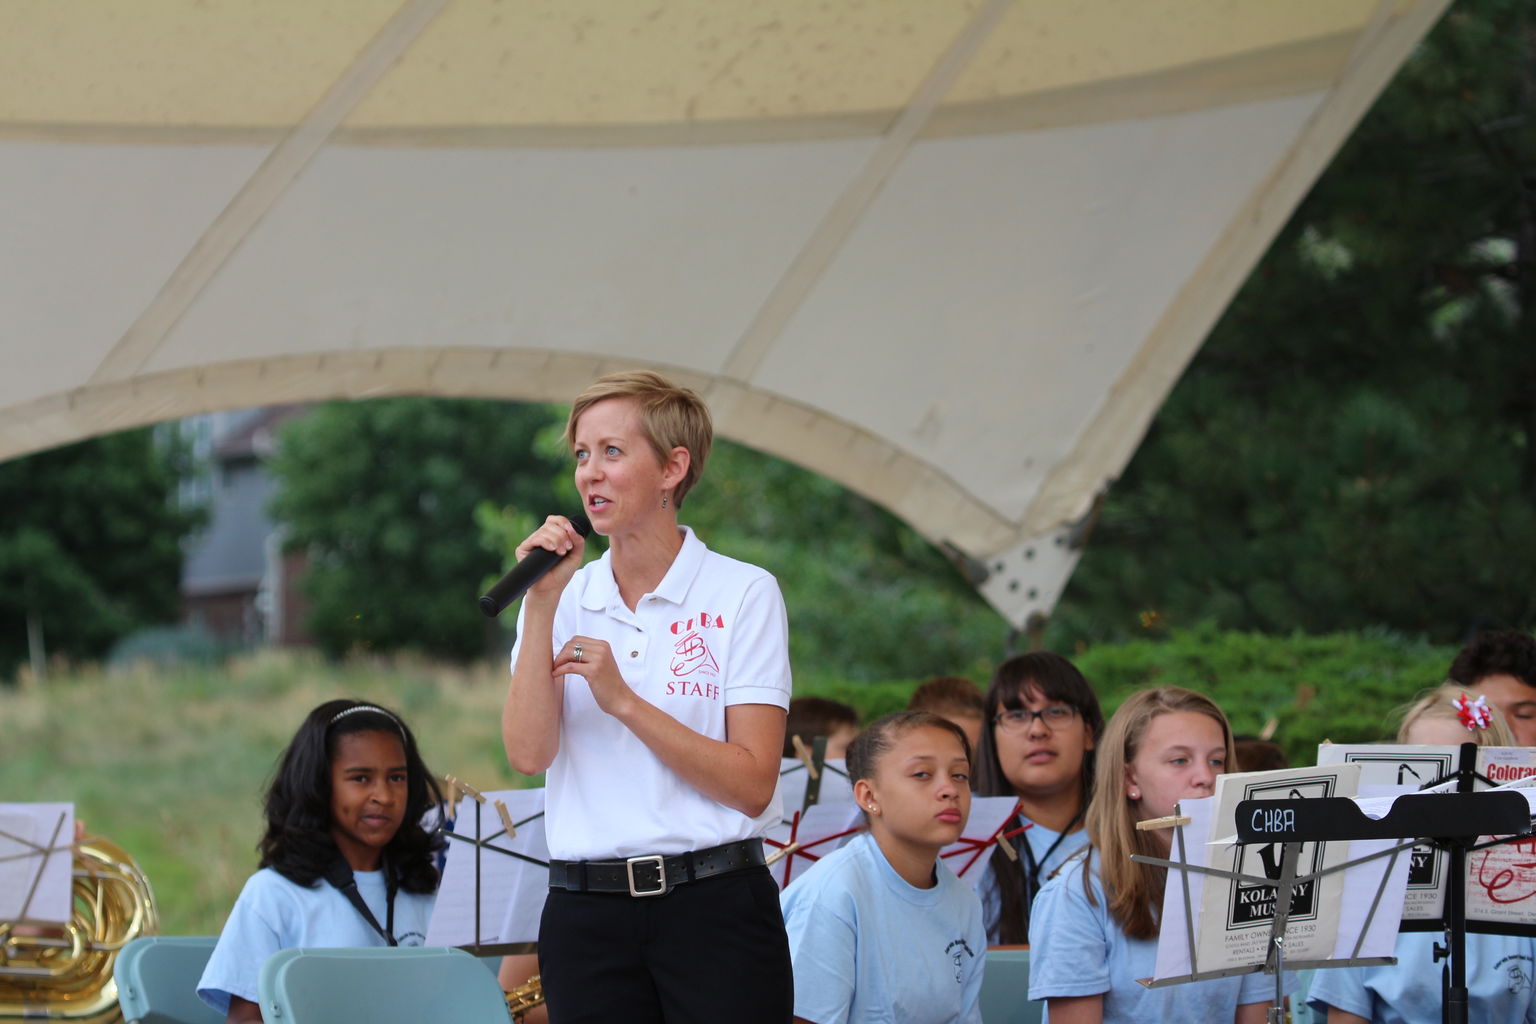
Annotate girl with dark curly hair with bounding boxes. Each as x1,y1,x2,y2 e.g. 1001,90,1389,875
197,699,444,1023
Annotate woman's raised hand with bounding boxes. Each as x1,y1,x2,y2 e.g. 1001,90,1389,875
551,636,635,718
514,515,587,600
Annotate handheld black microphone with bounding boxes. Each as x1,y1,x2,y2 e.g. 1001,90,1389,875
478,512,593,617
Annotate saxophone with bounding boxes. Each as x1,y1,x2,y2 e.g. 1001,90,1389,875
0,834,157,1023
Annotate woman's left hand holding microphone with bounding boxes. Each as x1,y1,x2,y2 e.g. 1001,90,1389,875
553,637,636,718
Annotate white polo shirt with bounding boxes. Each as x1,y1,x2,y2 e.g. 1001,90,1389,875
511,526,792,860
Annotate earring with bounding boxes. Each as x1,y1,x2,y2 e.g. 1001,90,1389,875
868,804,878,813
1128,790,1140,800
661,494,669,509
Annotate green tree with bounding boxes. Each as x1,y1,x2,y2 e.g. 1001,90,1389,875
0,429,205,680
269,398,567,660
1054,0,1536,645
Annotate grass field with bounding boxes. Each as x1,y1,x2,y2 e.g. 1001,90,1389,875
0,651,527,935
0,628,1458,936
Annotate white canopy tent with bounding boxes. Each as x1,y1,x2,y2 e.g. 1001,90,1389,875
0,0,1450,628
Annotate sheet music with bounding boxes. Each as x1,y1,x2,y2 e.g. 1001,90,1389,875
1154,770,1404,983
0,802,74,923
424,789,549,948
1319,744,1536,925
1153,794,1216,981
938,796,1021,889
764,801,863,891
775,757,854,814
1467,772,1536,928
1195,765,1359,970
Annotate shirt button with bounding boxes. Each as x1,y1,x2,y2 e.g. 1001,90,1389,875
630,651,639,658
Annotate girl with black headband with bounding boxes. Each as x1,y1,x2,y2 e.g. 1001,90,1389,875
197,699,444,1023
972,651,1105,945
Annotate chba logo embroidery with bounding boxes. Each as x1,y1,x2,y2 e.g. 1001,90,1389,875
669,630,719,680
669,612,725,634
668,611,723,681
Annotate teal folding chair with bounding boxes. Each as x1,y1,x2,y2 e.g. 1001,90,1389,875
979,947,1043,1024
258,946,510,1024
113,935,224,1024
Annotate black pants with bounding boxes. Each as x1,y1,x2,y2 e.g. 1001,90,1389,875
539,865,793,1023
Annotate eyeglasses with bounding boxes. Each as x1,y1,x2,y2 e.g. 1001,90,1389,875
994,705,1078,732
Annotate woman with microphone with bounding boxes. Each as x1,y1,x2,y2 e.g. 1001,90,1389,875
502,371,793,1023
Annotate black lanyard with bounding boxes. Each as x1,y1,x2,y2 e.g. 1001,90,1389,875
1018,809,1084,906
324,859,398,946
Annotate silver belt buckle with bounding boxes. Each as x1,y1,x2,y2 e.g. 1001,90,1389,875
626,854,668,897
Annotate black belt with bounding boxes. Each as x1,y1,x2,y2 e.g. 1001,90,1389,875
548,838,765,898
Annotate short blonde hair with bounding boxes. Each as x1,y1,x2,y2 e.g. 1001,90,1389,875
565,371,713,507
1396,682,1515,745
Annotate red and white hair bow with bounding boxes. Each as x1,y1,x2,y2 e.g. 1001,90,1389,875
1453,692,1492,731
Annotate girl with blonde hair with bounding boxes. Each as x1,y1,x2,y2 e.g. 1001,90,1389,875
1028,687,1277,1023
1394,681,1515,746
1308,684,1536,1024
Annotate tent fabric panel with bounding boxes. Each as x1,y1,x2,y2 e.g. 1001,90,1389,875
137,139,878,379
3,0,1379,132
0,141,268,404
750,91,1324,526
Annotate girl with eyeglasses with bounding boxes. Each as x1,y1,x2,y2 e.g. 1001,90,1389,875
973,652,1105,944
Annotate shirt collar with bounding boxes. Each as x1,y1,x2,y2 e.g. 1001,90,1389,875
578,526,707,611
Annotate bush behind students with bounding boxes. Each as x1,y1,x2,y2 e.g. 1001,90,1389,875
1028,686,1281,1023
198,700,444,1024
781,711,986,1024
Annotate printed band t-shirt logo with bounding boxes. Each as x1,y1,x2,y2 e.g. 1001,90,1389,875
945,938,975,984
1498,953,1534,995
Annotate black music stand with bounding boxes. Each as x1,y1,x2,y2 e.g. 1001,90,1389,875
1234,743,1531,1024
435,791,549,956
1136,804,1403,1024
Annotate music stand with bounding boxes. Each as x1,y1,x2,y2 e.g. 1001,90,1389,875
1233,747,1531,1024
1134,791,1409,1024
427,787,549,956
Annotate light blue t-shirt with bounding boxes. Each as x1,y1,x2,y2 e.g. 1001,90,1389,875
781,831,986,1024
1308,930,1536,1024
978,819,1091,943
197,867,434,1014
1029,851,1283,1024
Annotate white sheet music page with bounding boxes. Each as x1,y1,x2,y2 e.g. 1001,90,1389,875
424,788,548,948
0,802,74,923
1319,744,1536,925
938,796,1021,890
1195,765,1359,971
774,757,854,816
1318,744,1458,919
763,801,862,892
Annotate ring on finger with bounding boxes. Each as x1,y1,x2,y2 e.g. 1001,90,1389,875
572,642,583,663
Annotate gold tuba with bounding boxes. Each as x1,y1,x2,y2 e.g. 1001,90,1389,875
0,834,157,1023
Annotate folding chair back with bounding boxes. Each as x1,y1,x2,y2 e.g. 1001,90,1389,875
113,935,223,1024
259,945,510,1024
979,947,1042,1024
